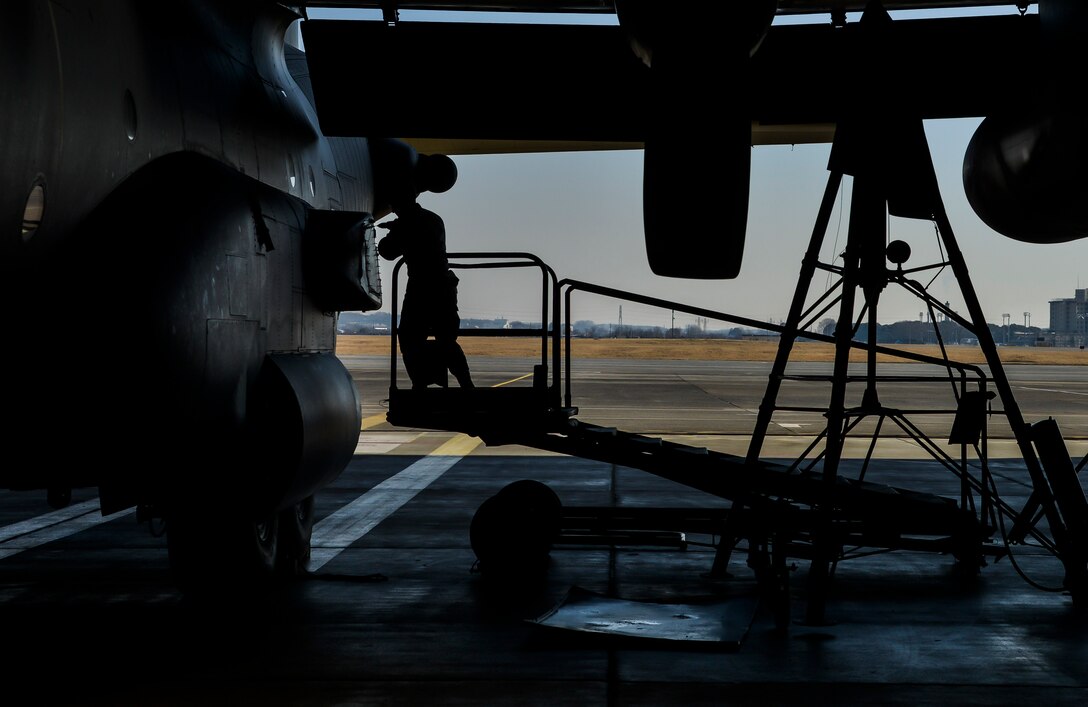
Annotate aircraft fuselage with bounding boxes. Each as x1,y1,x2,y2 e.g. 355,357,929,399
1,0,378,522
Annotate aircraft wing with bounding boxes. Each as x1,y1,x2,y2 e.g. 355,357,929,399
300,1,1084,274
304,1,1017,15
300,12,1036,151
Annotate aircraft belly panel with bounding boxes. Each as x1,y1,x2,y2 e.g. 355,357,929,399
227,254,250,318
205,318,261,434
266,250,297,352
255,252,269,331
293,290,306,349
303,305,335,352
289,226,304,289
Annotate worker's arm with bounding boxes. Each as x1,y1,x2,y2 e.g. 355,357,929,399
377,216,408,260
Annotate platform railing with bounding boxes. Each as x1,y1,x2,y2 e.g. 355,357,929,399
557,278,988,410
389,252,561,398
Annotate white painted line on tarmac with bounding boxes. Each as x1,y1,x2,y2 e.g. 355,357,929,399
309,434,482,571
575,406,738,413
356,431,423,455
1015,386,1088,397
355,443,401,454
0,499,133,561
0,499,101,543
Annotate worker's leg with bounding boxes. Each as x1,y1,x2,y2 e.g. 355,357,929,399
444,340,473,388
436,304,473,388
398,301,430,390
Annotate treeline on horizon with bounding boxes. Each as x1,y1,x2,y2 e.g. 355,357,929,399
338,312,1052,347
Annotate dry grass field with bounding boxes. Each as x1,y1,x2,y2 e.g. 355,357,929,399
336,335,1087,365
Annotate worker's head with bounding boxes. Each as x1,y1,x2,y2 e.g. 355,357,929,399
415,154,458,194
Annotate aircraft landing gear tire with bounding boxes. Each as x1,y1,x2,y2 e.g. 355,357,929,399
166,510,279,595
275,495,315,577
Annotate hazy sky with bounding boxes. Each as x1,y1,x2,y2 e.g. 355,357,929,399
309,4,1085,330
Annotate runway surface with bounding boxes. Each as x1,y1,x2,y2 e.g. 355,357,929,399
0,355,1084,704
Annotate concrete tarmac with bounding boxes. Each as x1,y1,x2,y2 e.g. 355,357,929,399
0,355,1084,704
349,354,1087,457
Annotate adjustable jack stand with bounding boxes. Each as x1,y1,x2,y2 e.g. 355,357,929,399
744,114,1085,624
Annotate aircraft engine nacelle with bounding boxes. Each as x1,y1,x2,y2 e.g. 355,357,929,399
963,111,1088,244
963,0,1088,246
615,0,777,279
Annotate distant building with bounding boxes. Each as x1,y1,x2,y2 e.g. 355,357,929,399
1049,289,1087,334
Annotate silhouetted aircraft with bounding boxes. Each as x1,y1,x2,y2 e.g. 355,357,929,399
2,0,1084,602
1,0,448,590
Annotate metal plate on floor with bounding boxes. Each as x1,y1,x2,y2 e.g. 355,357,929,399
529,586,759,650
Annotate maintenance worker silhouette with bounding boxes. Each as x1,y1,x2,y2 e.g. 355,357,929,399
374,146,474,390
